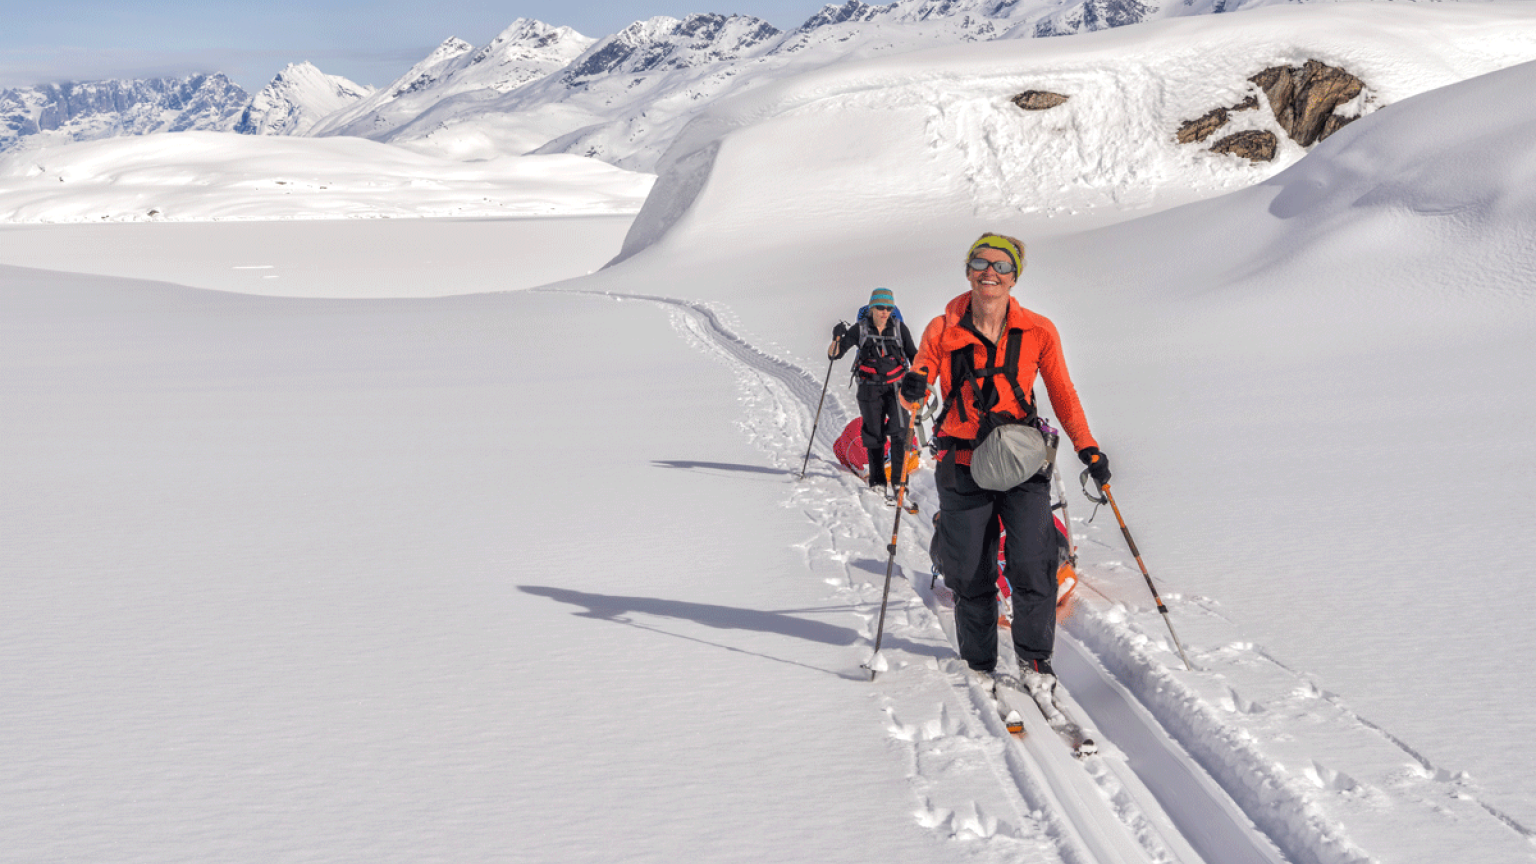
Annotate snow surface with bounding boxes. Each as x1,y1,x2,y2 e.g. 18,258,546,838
5,3,1536,863
0,217,636,299
0,132,653,223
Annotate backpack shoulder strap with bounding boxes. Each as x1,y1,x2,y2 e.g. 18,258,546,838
933,324,1035,448
998,327,1034,419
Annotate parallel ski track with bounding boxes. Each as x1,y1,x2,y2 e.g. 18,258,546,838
553,288,1290,864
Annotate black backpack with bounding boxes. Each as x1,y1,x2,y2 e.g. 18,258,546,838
851,306,909,385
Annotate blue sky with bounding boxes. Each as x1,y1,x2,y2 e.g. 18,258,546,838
1,0,838,93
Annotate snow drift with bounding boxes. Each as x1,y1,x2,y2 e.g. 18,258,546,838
616,2,1536,263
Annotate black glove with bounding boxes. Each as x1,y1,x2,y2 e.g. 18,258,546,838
832,322,849,341
899,370,928,403
1078,446,1111,486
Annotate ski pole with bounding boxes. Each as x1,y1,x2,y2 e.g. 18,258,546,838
865,395,921,681
1052,464,1078,569
799,351,838,480
1083,471,1194,671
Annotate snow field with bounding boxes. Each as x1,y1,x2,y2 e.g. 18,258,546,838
0,217,636,298
561,16,1536,857
605,288,1287,864
0,270,966,863
0,132,653,223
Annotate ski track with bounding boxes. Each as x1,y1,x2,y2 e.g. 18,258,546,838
541,286,1523,864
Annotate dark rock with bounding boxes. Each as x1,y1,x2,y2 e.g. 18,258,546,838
1210,129,1277,162
1012,90,1069,111
1177,106,1229,144
1250,60,1363,146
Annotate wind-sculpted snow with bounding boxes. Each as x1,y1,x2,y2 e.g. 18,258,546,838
616,3,1536,262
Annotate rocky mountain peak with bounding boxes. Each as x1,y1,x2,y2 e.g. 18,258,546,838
0,73,249,153
562,14,782,86
391,37,477,98
467,19,595,92
234,63,371,136
795,1,886,31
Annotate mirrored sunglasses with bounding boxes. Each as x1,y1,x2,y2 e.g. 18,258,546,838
967,257,1016,275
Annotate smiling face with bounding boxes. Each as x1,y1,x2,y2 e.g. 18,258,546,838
966,247,1017,302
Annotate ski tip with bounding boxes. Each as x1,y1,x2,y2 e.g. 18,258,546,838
1004,710,1025,736
1076,738,1099,758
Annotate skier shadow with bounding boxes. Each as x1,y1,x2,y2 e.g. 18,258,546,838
849,559,893,577
519,585,944,680
651,460,790,477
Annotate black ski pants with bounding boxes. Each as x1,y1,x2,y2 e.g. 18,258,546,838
857,383,907,487
933,454,1056,672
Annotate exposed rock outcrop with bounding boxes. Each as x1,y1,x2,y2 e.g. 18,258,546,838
1175,95,1257,144
1012,90,1069,111
1177,107,1230,144
1210,130,1277,163
1176,60,1364,163
1250,60,1363,146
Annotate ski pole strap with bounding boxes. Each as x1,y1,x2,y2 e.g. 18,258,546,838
1080,468,1108,505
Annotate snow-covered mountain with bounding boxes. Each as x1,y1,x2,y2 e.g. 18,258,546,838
0,74,249,154
233,63,372,136
0,0,1436,164
304,19,594,141
2,0,1527,173
358,0,1454,171
0,64,370,153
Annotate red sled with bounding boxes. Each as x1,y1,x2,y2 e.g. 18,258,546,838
832,418,919,482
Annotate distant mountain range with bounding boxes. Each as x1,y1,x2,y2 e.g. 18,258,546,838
0,0,1400,168
0,74,252,153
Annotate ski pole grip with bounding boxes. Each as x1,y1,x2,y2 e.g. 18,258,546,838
1080,468,1108,505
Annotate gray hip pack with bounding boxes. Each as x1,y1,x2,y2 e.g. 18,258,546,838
970,421,1058,491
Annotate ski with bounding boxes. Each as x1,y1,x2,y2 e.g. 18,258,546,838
998,677,1098,758
968,672,1027,738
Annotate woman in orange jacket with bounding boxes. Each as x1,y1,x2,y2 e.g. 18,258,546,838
900,233,1111,698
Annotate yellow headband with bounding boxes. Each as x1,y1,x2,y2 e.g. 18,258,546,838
967,235,1022,272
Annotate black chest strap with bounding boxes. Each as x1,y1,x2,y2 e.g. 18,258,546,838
932,323,1035,450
